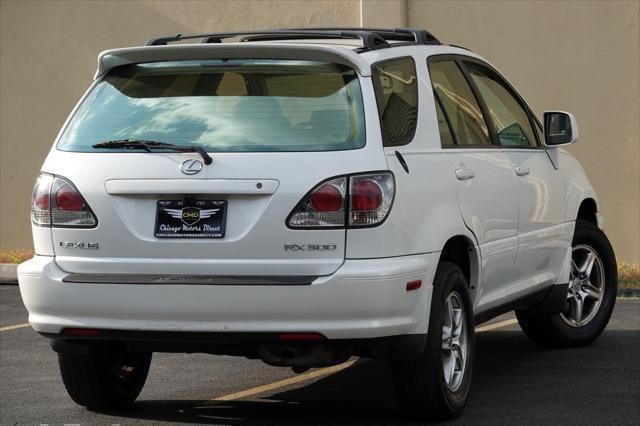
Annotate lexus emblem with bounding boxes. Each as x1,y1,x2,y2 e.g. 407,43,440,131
181,159,203,175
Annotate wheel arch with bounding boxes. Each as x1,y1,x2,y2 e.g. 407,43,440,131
437,235,480,292
576,198,598,227
556,150,602,229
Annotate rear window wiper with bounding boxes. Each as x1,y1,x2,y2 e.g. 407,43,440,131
92,139,212,165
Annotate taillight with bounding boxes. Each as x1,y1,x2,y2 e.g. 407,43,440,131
349,173,394,227
31,174,53,226
288,177,347,228
351,179,382,211
310,183,344,212
287,172,394,229
55,182,85,211
31,173,97,228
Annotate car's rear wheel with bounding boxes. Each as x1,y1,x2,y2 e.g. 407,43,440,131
58,345,151,409
392,261,475,420
516,220,617,348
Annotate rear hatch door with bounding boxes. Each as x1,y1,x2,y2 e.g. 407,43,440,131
46,57,386,277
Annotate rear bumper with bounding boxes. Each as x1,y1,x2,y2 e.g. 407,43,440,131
18,253,437,340
44,329,427,363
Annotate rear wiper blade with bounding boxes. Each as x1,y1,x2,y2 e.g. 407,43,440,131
92,139,212,165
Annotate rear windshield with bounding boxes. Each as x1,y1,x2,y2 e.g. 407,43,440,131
57,59,365,152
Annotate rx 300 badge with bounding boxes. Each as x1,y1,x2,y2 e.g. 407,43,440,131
284,244,337,252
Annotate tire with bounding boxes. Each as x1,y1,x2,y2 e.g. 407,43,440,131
58,345,152,409
516,220,617,348
393,261,475,420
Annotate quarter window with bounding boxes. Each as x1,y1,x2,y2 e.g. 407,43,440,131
429,60,491,146
372,58,418,146
466,65,537,147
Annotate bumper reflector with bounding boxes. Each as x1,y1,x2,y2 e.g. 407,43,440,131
406,280,422,291
62,328,100,337
278,333,325,341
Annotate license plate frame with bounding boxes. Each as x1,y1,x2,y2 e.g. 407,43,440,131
155,199,227,239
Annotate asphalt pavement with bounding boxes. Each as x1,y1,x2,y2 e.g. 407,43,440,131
1,284,638,425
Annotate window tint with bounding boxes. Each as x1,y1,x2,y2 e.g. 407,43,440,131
429,60,490,146
435,98,455,146
372,58,418,146
467,66,537,147
215,72,247,95
57,60,365,153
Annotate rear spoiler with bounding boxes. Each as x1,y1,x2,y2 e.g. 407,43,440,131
94,43,372,79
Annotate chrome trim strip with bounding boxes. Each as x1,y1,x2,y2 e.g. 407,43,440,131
104,179,279,195
62,273,318,285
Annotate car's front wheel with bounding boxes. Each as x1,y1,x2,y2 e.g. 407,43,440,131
392,261,475,420
516,220,617,348
58,345,152,409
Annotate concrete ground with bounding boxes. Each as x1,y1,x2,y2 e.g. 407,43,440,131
1,285,638,425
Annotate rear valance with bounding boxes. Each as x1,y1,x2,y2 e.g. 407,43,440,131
95,43,372,79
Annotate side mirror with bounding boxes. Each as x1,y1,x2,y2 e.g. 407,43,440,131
543,111,579,147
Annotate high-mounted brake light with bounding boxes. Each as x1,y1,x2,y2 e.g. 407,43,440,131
287,172,394,229
31,173,97,228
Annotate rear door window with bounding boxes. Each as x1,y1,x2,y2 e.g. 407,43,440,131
57,60,365,153
435,98,456,147
372,57,418,147
428,60,491,147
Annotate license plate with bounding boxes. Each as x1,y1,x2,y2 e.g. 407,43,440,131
155,199,227,239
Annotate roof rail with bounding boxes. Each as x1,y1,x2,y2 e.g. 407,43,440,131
448,44,472,52
289,27,440,45
145,28,440,51
146,30,390,51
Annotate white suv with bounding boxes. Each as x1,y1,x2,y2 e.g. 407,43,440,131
18,28,617,419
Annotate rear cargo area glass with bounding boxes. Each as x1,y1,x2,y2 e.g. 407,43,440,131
57,60,365,152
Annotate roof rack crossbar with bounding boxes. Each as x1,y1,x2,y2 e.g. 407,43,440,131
146,30,391,50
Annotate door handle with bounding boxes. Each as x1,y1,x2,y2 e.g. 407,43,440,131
514,164,530,177
455,167,475,181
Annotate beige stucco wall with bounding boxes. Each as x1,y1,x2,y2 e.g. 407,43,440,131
0,0,361,251
1,0,638,262
408,0,640,262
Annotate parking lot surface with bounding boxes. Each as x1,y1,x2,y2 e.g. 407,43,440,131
1,284,638,425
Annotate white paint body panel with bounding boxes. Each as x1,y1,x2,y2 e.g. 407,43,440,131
38,76,386,277
505,149,568,297
19,253,437,338
19,42,603,339
448,149,520,313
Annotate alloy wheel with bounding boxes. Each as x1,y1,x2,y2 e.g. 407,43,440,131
560,244,605,327
442,291,468,392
